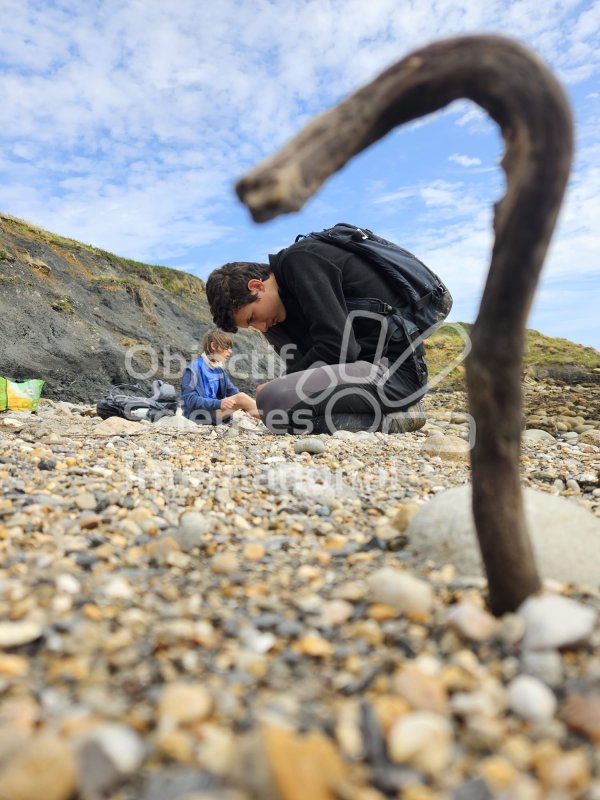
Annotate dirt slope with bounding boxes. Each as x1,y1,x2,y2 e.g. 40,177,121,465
0,214,273,402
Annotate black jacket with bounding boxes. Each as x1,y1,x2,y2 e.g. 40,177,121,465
266,238,426,376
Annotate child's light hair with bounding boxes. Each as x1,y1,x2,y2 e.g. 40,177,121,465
202,328,233,354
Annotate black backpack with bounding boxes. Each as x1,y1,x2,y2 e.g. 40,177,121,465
96,381,178,422
297,222,452,338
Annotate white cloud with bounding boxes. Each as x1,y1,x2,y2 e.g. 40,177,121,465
0,0,598,345
449,154,482,167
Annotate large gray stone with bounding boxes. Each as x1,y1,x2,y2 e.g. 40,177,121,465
407,486,600,586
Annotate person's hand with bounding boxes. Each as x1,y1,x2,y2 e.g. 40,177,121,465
220,396,237,410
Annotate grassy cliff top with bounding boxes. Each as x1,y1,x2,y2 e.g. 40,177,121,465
0,212,206,297
426,322,599,389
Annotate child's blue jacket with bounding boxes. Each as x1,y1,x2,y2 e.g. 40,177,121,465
180,356,239,423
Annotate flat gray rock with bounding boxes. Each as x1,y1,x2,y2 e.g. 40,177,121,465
407,486,600,586
522,429,556,443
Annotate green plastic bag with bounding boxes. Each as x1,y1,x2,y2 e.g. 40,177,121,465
0,376,45,412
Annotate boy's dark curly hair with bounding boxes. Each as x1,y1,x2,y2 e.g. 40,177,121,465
206,262,272,332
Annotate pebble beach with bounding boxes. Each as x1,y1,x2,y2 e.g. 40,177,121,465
0,379,599,800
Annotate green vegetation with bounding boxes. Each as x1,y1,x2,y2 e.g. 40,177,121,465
91,276,145,288
51,296,75,313
426,322,599,390
523,328,599,370
92,248,206,296
0,248,9,260
0,213,206,297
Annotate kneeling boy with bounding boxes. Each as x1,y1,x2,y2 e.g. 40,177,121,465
205,235,428,435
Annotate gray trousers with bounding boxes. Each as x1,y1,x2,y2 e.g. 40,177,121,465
257,357,424,434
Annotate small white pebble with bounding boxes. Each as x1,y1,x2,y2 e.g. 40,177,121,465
507,675,557,722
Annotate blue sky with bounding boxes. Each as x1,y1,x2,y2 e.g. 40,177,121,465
1,0,598,348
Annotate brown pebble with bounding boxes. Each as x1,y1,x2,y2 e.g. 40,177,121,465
367,603,397,622
158,682,213,725
294,634,334,658
563,693,600,742
393,664,448,714
78,512,103,530
74,491,97,510
0,735,77,800
211,552,240,574
0,653,29,677
243,543,266,560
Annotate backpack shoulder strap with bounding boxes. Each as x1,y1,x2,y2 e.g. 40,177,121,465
344,297,394,315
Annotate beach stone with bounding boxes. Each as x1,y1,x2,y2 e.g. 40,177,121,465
294,438,326,455
507,675,557,722
56,573,81,595
0,653,29,677
0,735,77,800
520,650,564,688
173,513,212,551
447,601,497,642
563,693,600,742
0,620,44,648
407,485,600,585
421,433,470,462
477,755,520,791
387,711,454,775
1,416,26,429
94,417,142,435
263,725,347,798
382,501,420,533
243,542,266,561
562,431,579,442
318,599,354,627
453,777,493,800
366,567,433,616
178,510,209,528
294,633,334,658
579,430,600,446
518,594,597,650
173,526,206,552
496,613,526,645
37,457,57,470
76,724,145,798
211,553,240,574
533,741,591,796
241,628,276,654
104,575,134,600
74,491,97,510
331,430,355,440
522,429,556,442
140,769,219,800
393,663,448,713
158,683,213,726
233,723,346,800
576,472,599,489
152,412,196,431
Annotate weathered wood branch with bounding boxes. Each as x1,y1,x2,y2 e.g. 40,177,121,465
236,35,573,615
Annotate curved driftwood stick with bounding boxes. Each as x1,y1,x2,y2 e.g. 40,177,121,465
236,35,573,615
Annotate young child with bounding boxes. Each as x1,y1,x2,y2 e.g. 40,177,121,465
180,329,259,424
